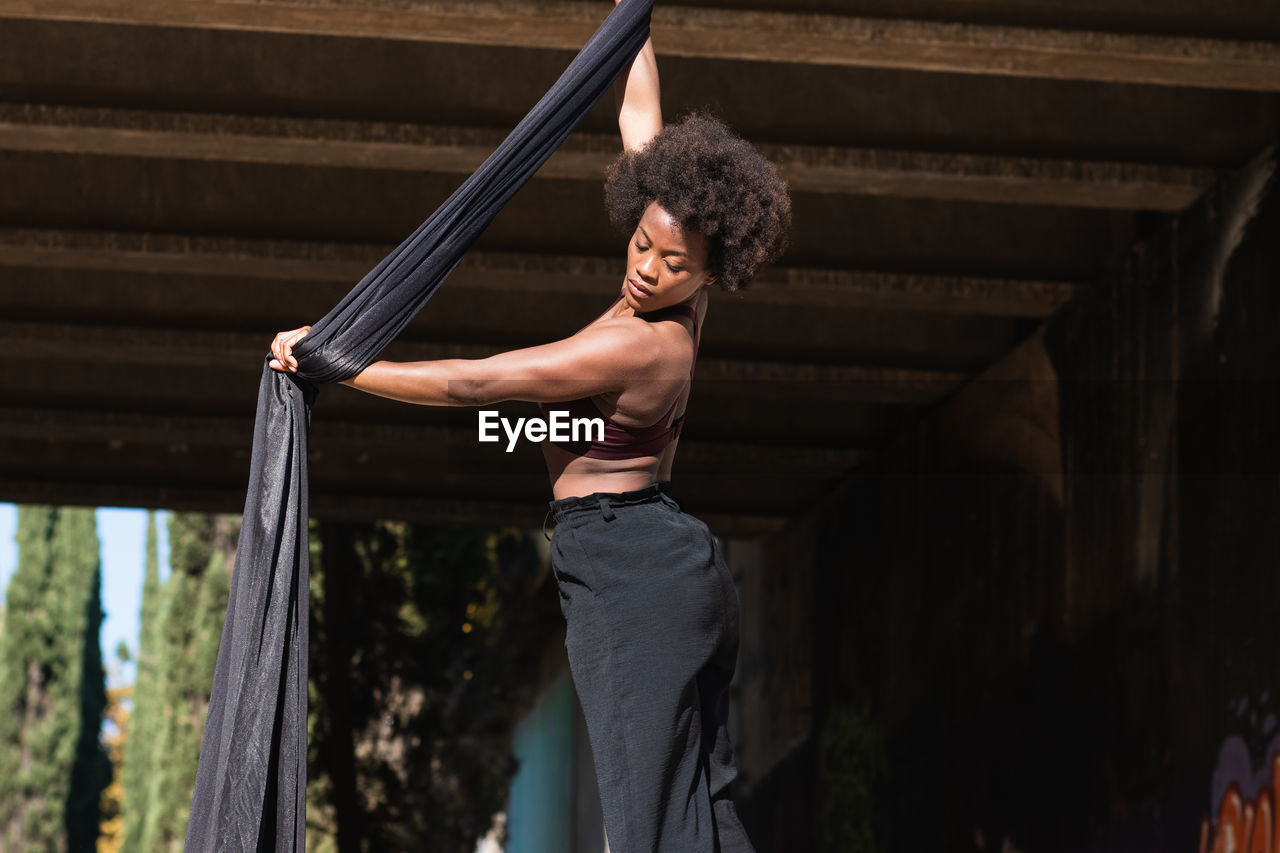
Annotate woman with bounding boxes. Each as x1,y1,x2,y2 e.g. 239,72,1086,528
269,14,789,851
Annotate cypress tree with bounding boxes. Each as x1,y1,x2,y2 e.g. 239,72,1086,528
0,506,109,853
64,509,109,851
120,511,161,851
124,512,234,852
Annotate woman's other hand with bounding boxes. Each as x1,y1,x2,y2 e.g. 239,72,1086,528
269,326,311,373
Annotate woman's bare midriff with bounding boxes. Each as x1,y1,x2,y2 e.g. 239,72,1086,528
543,440,679,500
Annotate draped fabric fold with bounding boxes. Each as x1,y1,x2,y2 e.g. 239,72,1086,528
185,3,655,849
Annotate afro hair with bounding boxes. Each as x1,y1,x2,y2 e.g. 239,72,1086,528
604,113,791,292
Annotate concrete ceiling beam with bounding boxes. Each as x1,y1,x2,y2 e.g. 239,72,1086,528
0,320,967,404
0,227,1087,317
0,103,1219,210
0,475,790,535
1,0,1276,90
0,405,868,474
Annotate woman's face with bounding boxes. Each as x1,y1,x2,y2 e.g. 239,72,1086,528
622,201,716,311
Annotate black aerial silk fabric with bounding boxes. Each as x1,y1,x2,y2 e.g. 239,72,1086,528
184,2,655,849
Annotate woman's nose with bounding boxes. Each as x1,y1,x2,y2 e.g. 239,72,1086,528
635,255,658,281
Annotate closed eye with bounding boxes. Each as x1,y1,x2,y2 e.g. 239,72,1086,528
635,238,682,272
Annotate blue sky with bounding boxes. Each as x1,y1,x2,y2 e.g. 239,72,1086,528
0,503,170,688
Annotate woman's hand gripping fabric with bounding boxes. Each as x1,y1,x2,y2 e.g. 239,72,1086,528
269,326,312,373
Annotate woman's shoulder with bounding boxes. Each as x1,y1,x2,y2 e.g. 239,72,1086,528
581,309,695,376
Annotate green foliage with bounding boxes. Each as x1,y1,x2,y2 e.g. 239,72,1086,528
308,521,537,852
120,512,159,853
0,506,109,853
67,556,109,852
121,511,235,852
818,701,886,853
114,510,535,852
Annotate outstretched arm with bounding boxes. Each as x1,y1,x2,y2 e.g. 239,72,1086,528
269,322,667,407
613,0,662,152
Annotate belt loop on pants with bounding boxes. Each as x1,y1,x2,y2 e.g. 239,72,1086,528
542,509,554,541
598,496,616,521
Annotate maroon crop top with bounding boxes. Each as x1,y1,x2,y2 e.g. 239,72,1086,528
538,295,700,460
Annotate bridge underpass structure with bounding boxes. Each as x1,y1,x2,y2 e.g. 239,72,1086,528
0,0,1276,535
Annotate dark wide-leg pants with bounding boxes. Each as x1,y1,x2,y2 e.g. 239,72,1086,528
546,483,756,853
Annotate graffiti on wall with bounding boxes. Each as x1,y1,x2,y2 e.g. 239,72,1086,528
1201,694,1280,853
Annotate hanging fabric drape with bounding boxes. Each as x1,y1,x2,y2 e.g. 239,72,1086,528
184,2,655,849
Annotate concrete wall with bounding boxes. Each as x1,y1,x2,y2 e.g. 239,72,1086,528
734,147,1280,851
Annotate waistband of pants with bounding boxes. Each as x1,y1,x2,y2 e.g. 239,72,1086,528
544,481,679,536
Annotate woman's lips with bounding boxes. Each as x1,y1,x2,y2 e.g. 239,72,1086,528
627,278,650,299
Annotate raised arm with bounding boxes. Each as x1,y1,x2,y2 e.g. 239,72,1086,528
613,0,662,152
